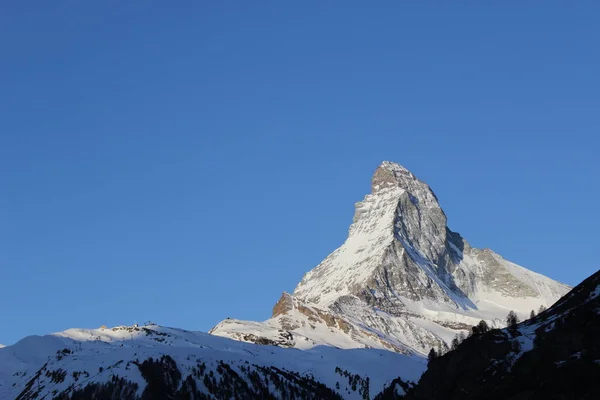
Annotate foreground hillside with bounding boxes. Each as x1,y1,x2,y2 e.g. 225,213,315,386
0,324,425,400
377,269,600,400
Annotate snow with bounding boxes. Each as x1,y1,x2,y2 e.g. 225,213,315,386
395,383,406,396
211,304,416,355
0,324,426,400
212,161,571,357
294,185,405,307
492,255,571,302
2,161,571,398
515,334,534,355
591,285,600,299
448,241,463,257
554,352,583,367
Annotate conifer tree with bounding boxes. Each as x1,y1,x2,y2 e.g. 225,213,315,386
506,310,519,327
451,336,460,350
427,348,437,363
475,320,489,334
538,305,547,314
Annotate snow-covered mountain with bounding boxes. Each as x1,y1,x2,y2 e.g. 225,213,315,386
0,161,574,399
211,161,571,355
0,324,425,399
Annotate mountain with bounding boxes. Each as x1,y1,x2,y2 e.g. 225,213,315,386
0,161,574,399
211,161,570,355
379,268,600,400
0,324,425,399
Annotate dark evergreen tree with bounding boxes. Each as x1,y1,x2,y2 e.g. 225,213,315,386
451,336,460,350
506,310,519,327
427,348,437,363
472,320,489,335
530,309,536,319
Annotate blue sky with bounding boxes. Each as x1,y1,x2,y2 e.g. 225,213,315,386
1,1,598,345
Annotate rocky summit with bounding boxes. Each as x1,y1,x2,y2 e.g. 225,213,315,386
211,161,571,355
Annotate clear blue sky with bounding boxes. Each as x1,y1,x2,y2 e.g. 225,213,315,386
1,1,598,346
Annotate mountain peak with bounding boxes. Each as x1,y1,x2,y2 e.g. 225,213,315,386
379,160,411,172
211,162,571,356
371,161,416,193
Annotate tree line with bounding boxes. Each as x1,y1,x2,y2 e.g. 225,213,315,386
428,305,548,362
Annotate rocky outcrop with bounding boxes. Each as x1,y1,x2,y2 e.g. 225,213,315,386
272,292,294,317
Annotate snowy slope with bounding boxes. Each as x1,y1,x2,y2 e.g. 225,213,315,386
212,161,571,355
0,324,425,399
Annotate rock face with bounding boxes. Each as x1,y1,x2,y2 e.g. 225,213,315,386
389,269,600,400
211,161,571,355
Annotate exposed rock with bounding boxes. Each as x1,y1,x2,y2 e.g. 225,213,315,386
272,292,294,317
